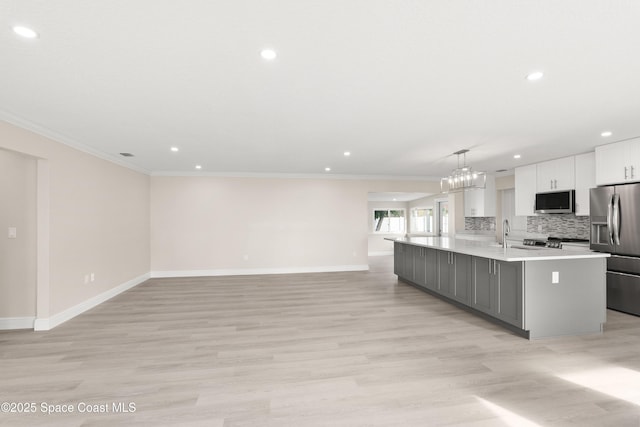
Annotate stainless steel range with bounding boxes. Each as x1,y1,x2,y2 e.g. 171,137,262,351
521,237,589,250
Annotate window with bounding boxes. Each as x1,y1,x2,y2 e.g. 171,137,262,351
373,209,405,233
410,207,434,233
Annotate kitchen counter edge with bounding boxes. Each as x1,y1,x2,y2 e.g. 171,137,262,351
386,237,610,262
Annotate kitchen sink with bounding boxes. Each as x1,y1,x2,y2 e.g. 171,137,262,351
510,244,544,250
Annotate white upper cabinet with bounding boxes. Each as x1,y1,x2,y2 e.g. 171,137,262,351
464,175,496,217
596,138,640,185
574,152,595,216
515,153,596,217
536,157,575,192
515,164,537,216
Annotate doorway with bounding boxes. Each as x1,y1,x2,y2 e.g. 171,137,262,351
436,199,449,236
0,148,37,329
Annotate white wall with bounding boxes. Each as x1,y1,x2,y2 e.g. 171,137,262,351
151,177,441,273
0,149,37,319
151,176,369,274
0,120,150,329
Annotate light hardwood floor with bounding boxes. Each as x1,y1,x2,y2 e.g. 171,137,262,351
2,256,640,426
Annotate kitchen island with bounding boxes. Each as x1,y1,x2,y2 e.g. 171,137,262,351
389,237,610,339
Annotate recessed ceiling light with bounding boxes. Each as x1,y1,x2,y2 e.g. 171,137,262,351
344,151,351,157
325,167,331,172
526,71,544,81
514,154,521,159
195,165,202,170
260,49,277,60
601,131,613,137
13,25,38,39
170,147,179,152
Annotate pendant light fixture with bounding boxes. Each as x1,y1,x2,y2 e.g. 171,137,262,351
440,149,486,193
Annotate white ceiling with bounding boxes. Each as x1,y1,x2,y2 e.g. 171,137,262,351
2,1,640,178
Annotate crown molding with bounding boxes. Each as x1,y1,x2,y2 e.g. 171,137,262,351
0,109,150,175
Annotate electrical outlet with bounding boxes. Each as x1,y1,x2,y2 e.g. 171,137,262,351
8,227,17,239
552,271,559,284
84,275,90,284
90,273,95,282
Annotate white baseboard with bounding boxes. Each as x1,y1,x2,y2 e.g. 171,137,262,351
368,251,394,256
150,264,369,278
0,317,36,330
34,273,150,331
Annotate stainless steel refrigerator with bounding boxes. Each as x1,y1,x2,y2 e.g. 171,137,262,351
590,183,640,316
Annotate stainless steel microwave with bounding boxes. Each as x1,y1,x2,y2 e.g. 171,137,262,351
534,190,575,214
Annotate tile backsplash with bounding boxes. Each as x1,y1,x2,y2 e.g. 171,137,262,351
465,217,496,231
526,214,590,239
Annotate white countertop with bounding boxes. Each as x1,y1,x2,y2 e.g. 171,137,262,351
387,236,610,262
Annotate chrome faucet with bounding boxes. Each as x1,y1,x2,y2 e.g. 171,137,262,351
503,219,510,248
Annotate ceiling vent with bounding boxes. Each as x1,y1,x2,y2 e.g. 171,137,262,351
119,152,134,157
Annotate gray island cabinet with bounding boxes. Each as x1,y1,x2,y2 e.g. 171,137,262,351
391,237,610,339
471,257,522,328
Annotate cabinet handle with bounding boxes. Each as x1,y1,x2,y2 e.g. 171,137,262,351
550,179,553,189
625,166,628,180
554,179,558,189
632,165,635,179
488,259,492,274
